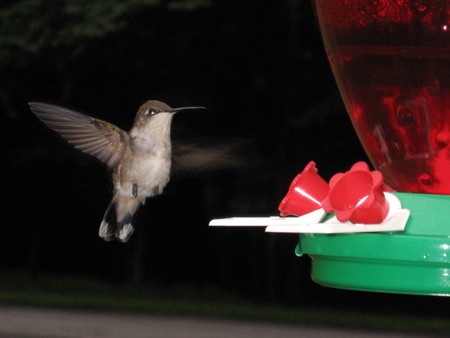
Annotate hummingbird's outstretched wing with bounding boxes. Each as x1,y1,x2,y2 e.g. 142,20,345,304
29,102,129,168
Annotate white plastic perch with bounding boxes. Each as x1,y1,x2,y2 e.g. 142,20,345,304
209,193,410,234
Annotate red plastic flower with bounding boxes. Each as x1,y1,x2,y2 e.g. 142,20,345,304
278,161,329,216
321,162,389,224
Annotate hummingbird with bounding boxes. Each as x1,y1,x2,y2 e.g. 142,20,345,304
29,100,205,243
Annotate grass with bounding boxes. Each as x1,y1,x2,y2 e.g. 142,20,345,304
1,271,450,334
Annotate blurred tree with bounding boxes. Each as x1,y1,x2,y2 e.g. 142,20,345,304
0,0,210,117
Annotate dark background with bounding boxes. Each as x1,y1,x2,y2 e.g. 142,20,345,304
1,0,448,318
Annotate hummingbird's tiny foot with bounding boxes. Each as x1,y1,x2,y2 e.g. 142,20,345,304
132,182,138,198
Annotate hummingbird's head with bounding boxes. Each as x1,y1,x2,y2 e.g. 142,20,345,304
131,100,205,139
134,100,173,125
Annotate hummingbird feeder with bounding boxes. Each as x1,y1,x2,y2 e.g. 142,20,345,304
211,0,450,296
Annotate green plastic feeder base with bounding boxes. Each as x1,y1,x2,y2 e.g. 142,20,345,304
297,192,450,296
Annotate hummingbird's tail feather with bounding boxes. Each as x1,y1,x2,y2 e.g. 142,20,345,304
99,194,141,243
99,199,117,242
115,213,136,243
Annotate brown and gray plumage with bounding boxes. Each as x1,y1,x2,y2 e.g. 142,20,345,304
29,100,206,242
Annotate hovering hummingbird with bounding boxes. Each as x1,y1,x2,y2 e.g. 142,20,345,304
29,100,206,243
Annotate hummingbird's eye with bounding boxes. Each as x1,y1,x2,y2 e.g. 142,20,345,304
145,108,159,116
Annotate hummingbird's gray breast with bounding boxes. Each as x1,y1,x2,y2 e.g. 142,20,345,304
115,138,171,200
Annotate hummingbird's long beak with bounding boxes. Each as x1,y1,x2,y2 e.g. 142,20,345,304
169,106,206,113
